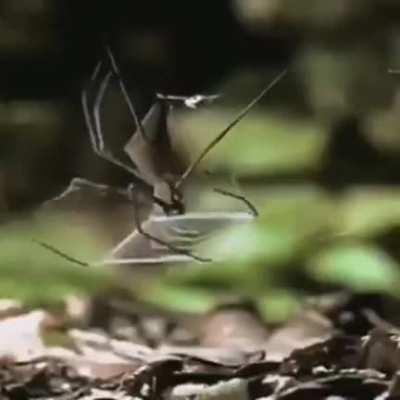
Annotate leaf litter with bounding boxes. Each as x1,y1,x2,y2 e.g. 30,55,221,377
0,292,400,399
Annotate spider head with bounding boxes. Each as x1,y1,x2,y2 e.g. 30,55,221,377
148,181,185,216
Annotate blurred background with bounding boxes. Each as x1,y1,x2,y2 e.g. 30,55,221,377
2,0,400,321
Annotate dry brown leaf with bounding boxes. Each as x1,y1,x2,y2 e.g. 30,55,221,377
200,303,269,351
264,310,334,361
166,378,249,400
359,328,400,374
159,344,254,367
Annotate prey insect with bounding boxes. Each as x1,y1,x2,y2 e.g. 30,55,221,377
39,47,286,265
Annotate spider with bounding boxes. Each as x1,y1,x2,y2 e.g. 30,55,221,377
37,47,286,265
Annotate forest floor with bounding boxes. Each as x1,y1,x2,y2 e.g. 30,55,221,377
1,289,400,400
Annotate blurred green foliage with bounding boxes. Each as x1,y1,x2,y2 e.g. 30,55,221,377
0,216,112,306
149,184,400,321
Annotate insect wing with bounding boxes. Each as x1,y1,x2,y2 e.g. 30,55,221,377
101,211,255,265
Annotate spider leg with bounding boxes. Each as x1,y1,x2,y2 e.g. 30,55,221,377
90,60,103,81
105,47,188,215
175,68,287,188
33,239,90,267
81,63,139,175
213,188,258,217
105,45,149,143
204,170,258,217
81,62,103,159
92,70,112,152
131,195,211,263
137,222,211,263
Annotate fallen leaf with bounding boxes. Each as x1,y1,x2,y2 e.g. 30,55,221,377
264,310,334,361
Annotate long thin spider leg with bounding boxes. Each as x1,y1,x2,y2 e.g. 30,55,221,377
175,68,287,188
213,188,259,217
84,60,105,151
33,239,90,267
131,198,211,263
82,74,102,157
105,45,149,143
91,60,103,80
82,71,138,175
137,222,211,263
93,70,113,152
204,169,258,217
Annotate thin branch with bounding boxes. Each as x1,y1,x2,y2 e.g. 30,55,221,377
175,68,287,188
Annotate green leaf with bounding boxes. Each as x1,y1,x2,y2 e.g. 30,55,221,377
307,243,400,293
339,188,400,237
258,290,301,323
137,281,217,314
